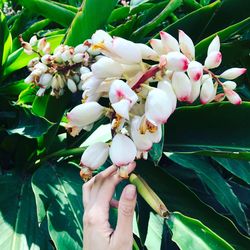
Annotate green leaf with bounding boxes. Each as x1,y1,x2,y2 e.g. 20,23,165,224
17,0,75,27
0,173,52,250
17,85,38,105
0,80,28,96
7,108,53,139
135,161,250,249
64,0,117,46
130,0,182,41
31,162,83,250
108,6,130,23
0,10,12,70
161,1,221,43
164,102,250,154
4,34,63,76
213,157,250,185
165,153,249,233
166,212,234,250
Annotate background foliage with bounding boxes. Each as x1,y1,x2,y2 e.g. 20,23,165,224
0,0,250,249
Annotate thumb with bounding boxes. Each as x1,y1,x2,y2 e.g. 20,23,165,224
113,184,137,245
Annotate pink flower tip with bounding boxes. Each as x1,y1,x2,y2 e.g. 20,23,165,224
216,52,222,63
182,59,189,71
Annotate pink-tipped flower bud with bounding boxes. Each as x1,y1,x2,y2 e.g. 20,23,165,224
219,68,247,80
149,39,165,55
204,51,222,69
224,88,242,105
187,61,203,82
43,42,51,54
172,72,192,102
145,88,172,125
207,36,220,55
160,31,179,53
178,30,195,61
91,57,124,78
200,78,216,104
165,51,189,71
109,134,137,167
80,142,109,170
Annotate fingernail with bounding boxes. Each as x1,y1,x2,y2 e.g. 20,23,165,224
125,185,136,200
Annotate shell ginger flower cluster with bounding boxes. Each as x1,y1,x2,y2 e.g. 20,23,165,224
24,30,246,180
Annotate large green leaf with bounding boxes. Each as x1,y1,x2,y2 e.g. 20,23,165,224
4,34,63,76
135,161,250,249
165,153,249,233
166,212,234,250
164,102,250,155
31,162,83,250
0,10,12,70
6,108,53,139
64,0,117,46
17,0,75,27
213,157,250,185
0,173,52,250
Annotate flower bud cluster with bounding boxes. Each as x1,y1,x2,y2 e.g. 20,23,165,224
25,30,246,179
22,35,99,97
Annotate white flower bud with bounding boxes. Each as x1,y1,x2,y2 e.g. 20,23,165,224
73,53,84,63
21,42,33,51
38,38,47,51
165,51,189,71
39,73,53,86
29,35,37,46
219,68,247,80
109,134,137,167
43,42,51,54
187,61,203,82
179,30,195,60
223,81,237,90
28,57,40,68
74,44,88,54
80,142,109,170
145,88,172,125
34,62,48,73
200,78,216,104
24,74,34,84
157,80,177,112
91,57,124,78
207,36,220,55
160,31,179,53
204,51,222,69
67,102,104,127
61,50,72,62
172,72,192,102
80,66,90,75
92,30,113,44
67,78,77,93
41,54,52,64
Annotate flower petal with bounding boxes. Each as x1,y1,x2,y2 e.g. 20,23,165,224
207,35,220,55
204,51,222,69
178,30,195,60
160,31,179,53
219,68,247,80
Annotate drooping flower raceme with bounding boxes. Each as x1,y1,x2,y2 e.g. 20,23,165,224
23,30,246,179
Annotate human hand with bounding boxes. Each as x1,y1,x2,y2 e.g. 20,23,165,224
82,163,137,250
